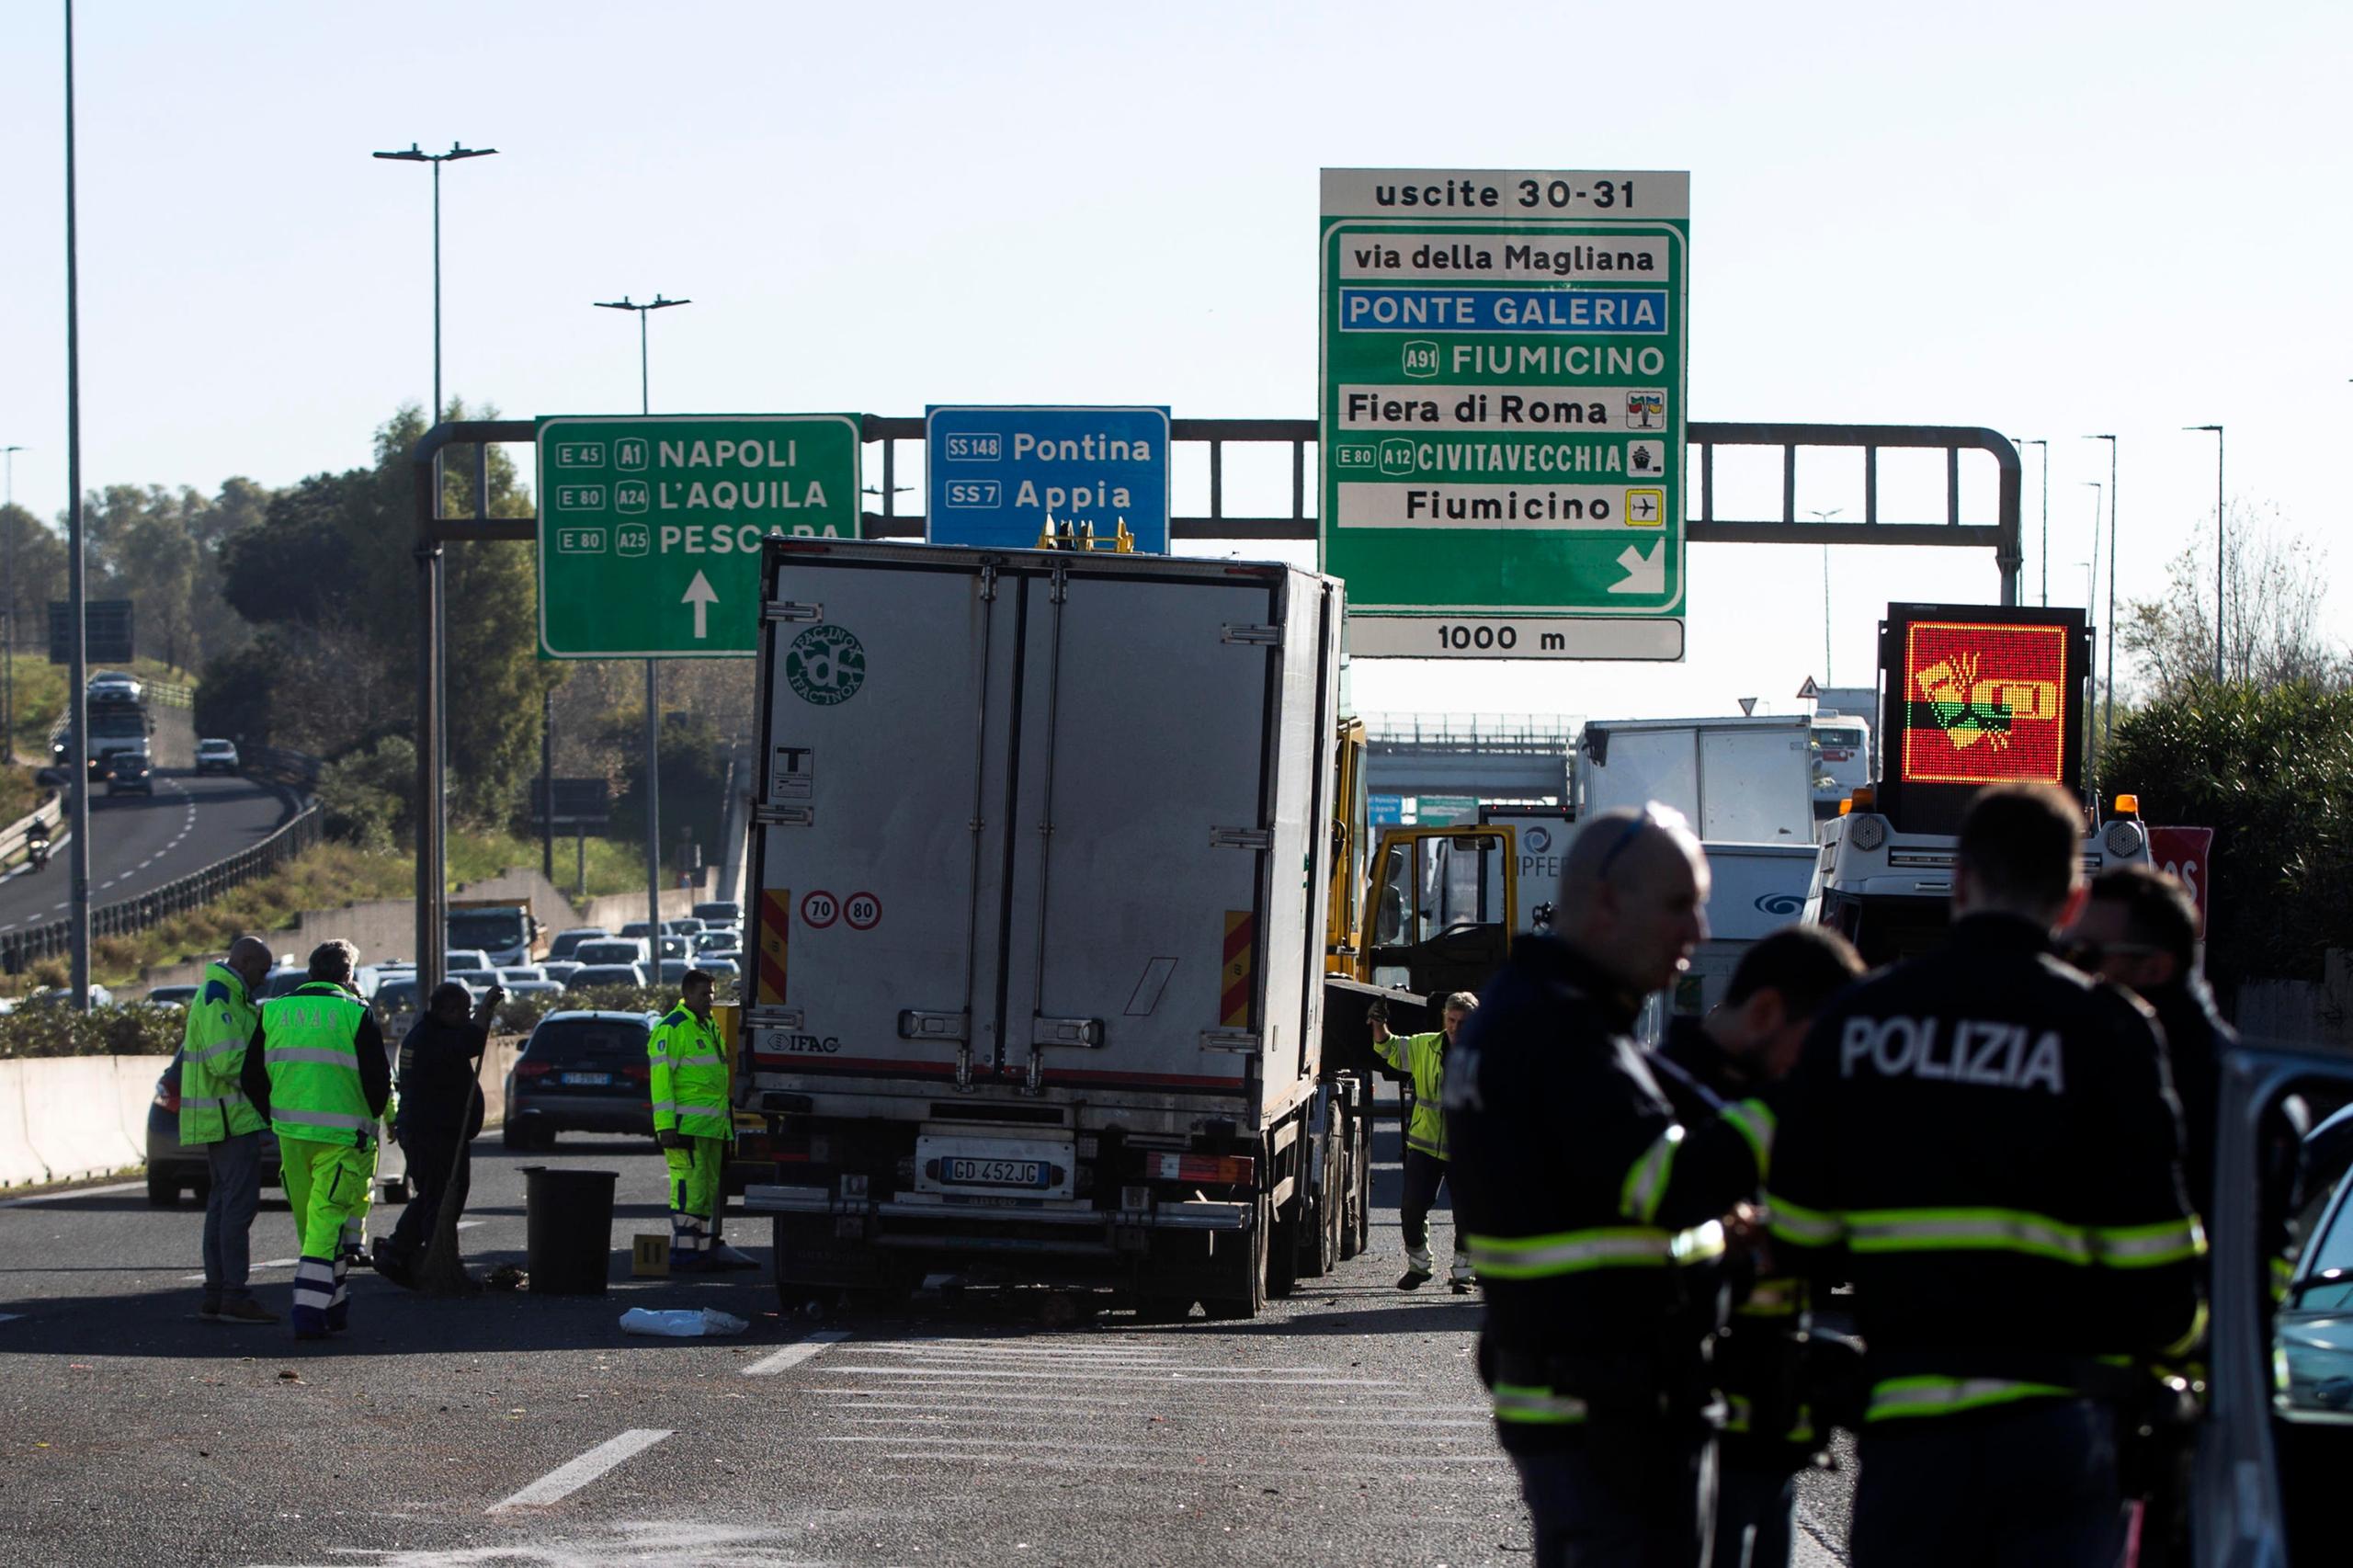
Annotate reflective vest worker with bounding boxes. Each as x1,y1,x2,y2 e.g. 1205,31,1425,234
1371,992,1476,1292
242,939,391,1341
1651,924,1865,1568
179,936,278,1325
651,969,754,1272
1447,806,1764,1567
1766,783,2204,1567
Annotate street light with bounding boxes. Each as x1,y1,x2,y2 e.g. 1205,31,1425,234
2085,436,2118,750
2186,426,2224,683
2018,437,2050,606
1809,508,1840,683
1,444,21,763
374,139,496,992
595,294,692,949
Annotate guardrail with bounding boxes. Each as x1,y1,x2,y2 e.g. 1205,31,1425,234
0,800,324,976
0,794,63,871
144,680,193,710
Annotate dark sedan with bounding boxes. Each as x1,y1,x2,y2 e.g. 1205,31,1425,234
144,1057,280,1207
502,1010,658,1151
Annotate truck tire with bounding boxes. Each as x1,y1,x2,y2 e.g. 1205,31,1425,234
1200,1192,1269,1321
1310,1120,1343,1277
145,1172,180,1208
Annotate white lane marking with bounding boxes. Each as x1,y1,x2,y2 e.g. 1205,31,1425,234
816,1365,1400,1386
486,1428,672,1513
0,1180,146,1208
457,1220,485,1230
743,1328,848,1376
0,1313,22,1324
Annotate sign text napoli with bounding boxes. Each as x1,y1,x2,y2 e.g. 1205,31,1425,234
1319,169,1690,660
535,414,860,658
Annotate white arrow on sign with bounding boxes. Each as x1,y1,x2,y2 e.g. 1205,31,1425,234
682,571,719,640
1608,540,1665,596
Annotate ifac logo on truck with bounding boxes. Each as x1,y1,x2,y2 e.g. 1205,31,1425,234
785,625,867,707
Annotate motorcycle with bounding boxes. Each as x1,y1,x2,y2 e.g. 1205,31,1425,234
26,835,49,871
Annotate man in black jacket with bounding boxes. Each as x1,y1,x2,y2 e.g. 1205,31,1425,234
1765,784,2202,1566
374,981,503,1288
1448,804,1765,1567
1654,926,1865,1568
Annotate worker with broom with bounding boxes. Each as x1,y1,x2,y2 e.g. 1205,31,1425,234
374,979,503,1290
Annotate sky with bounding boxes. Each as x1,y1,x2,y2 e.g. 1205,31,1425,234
2,0,2346,724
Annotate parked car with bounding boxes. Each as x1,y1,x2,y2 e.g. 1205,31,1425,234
498,966,547,984
371,979,423,1038
142,984,199,1010
105,752,153,797
664,917,707,937
443,949,494,972
574,938,648,967
194,738,240,775
546,926,608,960
500,979,567,1006
447,968,504,994
258,966,313,999
145,1057,281,1207
26,983,116,1007
87,671,142,704
617,925,689,959
564,962,649,992
502,1010,659,1150
698,955,741,983
692,901,742,926
693,929,740,953
540,960,585,986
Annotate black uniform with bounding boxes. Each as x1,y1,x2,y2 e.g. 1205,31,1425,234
1447,937,1762,1568
381,1012,489,1274
1654,1018,1813,1568
1764,914,2203,1567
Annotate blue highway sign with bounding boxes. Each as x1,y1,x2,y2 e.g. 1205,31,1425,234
925,405,1172,552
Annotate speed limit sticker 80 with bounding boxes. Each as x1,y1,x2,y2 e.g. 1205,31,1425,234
801,890,881,931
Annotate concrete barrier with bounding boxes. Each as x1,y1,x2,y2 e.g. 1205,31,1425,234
0,1053,165,1188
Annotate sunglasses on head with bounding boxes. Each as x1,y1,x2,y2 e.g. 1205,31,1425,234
1597,801,1693,879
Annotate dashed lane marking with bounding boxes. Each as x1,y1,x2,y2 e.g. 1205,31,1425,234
742,1328,848,1375
487,1427,673,1513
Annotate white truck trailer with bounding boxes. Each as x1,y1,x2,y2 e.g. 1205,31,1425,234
1575,713,1818,843
735,539,1367,1318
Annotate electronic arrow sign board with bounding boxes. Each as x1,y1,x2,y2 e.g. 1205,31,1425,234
535,414,860,659
1320,168,1689,662
925,406,1171,552
1875,603,2092,836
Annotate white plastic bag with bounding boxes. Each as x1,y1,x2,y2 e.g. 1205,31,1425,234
619,1307,749,1337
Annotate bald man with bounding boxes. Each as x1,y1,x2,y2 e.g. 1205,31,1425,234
1447,806,1765,1567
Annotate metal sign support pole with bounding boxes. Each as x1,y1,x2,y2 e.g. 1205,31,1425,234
63,0,92,1010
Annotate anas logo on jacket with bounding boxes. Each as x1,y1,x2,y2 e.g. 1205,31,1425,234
1838,1015,2065,1095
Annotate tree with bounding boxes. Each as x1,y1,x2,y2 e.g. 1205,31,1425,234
2120,506,2353,701
608,709,730,877
0,506,68,657
2101,682,2353,998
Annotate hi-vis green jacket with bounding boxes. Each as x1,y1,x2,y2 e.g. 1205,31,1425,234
178,961,264,1143
648,1004,730,1142
1374,1028,1450,1160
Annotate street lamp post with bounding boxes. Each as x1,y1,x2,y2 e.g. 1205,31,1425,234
595,294,692,952
63,0,92,1009
1,444,21,763
374,139,495,994
2187,426,2224,683
2086,436,2118,751
1809,508,1841,684
2018,438,2050,607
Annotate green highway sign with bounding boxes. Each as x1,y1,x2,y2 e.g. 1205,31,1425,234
535,414,860,659
1319,169,1689,661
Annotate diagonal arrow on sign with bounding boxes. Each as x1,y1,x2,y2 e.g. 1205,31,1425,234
682,571,719,640
1608,540,1666,596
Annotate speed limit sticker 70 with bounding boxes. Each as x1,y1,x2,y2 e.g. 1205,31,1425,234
801,891,839,928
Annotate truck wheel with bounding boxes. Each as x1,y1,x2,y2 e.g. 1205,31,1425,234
1311,1121,1343,1276
1200,1192,1269,1321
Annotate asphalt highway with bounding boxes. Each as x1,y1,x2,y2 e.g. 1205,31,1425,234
0,1113,1853,1567
0,717,298,940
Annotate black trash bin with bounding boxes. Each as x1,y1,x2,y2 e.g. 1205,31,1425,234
520,1165,619,1295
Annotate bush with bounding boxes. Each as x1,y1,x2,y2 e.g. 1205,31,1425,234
318,736,416,851
2102,681,2353,994
0,1002,184,1059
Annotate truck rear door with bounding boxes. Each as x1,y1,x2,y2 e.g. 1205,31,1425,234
748,548,1014,1085
998,561,1282,1096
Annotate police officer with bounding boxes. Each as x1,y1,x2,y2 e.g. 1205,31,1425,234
1449,805,1764,1567
652,969,755,1272
1765,783,2204,1566
1653,926,1864,1568
1371,991,1476,1292
242,939,391,1340
181,936,278,1324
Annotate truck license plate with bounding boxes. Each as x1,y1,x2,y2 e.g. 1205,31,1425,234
943,1157,1046,1189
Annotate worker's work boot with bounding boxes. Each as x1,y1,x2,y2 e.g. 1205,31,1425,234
216,1299,278,1324
371,1237,416,1290
703,1243,759,1272
1398,1244,1434,1290
197,1297,222,1323
1449,1251,1476,1295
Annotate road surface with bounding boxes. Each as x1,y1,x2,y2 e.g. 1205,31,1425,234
0,1111,1852,1566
